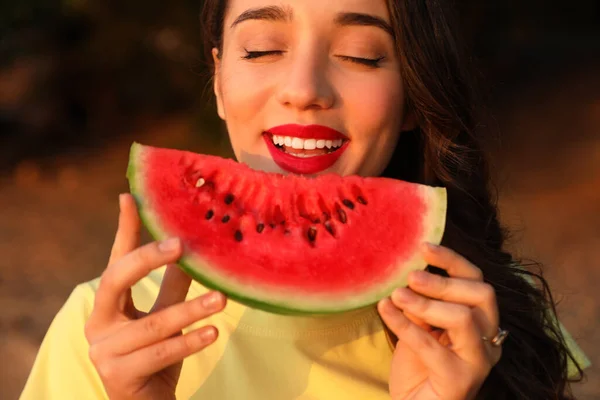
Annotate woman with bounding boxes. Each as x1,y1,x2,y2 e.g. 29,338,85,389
21,0,589,399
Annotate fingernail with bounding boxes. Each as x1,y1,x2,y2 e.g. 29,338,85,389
393,287,416,303
158,237,180,253
201,327,217,341
422,242,439,253
203,292,223,311
378,298,395,314
118,193,125,209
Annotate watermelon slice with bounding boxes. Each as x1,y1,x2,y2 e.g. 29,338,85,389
127,142,447,315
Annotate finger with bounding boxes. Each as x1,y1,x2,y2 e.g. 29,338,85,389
95,238,183,317
391,288,489,366
408,271,499,331
108,291,225,355
151,264,192,313
403,311,433,331
423,243,483,281
377,298,454,370
108,194,141,265
118,325,218,377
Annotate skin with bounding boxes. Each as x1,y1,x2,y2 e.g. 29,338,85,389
213,0,414,176
84,0,502,399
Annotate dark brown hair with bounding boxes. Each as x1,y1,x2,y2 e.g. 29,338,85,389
200,0,585,398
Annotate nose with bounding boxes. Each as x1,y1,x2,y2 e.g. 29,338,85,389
276,51,335,111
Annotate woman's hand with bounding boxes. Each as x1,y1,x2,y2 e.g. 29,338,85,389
84,194,227,400
378,243,503,400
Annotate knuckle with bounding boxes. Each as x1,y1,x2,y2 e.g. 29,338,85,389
83,321,96,342
152,342,172,362
435,275,450,295
455,307,474,327
131,246,154,266
189,298,208,318
393,312,413,333
143,314,166,338
96,360,119,382
480,283,497,304
88,343,104,366
98,271,116,293
414,329,437,352
472,267,484,281
413,296,430,314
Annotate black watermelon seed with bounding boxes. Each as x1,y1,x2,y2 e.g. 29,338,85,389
256,223,265,233
269,223,277,229
357,196,367,205
284,229,291,235
205,210,214,220
307,227,317,242
337,208,347,224
221,215,231,223
342,199,355,210
324,221,336,236
234,230,243,242
224,193,235,205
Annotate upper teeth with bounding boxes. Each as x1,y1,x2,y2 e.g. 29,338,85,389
272,135,343,150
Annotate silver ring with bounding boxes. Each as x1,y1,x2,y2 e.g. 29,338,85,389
481,327,509,347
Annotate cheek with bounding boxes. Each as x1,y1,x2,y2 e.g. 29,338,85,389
218,62,275,151
221,68,265,122
220,60,276,119
342,73,405,143
339,74,404,175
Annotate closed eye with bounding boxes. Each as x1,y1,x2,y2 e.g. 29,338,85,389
337,55,384,68
242,50,285,60
242,50,384,68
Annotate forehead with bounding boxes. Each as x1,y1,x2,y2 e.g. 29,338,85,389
223,0,391,26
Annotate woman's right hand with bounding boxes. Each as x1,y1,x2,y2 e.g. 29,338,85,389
84,193,226,400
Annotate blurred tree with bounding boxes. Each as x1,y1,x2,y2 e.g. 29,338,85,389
0,0,217,170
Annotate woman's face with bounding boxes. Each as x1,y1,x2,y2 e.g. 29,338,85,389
213,0,414,176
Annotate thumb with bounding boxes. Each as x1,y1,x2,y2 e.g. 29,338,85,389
151,264,192,313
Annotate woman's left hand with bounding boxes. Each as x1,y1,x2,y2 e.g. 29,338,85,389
378,243,503,400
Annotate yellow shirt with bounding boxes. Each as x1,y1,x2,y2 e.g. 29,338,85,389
20,266,394,400
20,267,590,400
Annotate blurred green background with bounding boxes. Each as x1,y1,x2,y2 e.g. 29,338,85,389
0,1,599,399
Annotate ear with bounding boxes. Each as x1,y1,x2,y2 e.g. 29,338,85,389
212,48,225,120
400,108,417,132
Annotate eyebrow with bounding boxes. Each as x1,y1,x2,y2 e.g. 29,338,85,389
335,12,394,37
231,6,293,28
231,6,394,37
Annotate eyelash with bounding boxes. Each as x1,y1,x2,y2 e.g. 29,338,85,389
242,50,284,59
242,50,384,68
337,55,384,68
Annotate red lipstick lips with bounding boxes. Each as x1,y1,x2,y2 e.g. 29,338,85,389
263,124,349,175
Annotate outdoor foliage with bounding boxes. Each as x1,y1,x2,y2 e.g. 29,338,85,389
0,0,215,169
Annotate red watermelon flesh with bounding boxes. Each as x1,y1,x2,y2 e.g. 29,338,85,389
127,142,447,314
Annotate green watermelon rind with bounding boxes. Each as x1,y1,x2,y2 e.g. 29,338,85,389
127,142,447,315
